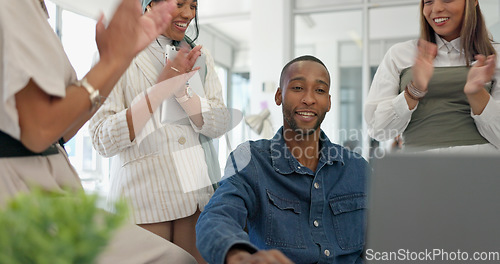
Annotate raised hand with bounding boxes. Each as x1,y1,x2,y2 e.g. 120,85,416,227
412,39,437,92
95,0,175,66
464,54,497,95
158,43,202,85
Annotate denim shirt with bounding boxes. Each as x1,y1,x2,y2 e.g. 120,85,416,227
196,127,370,264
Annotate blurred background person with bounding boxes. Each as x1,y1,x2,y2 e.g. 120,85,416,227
365,0,500,153
89,0,230,262
0,0,198,263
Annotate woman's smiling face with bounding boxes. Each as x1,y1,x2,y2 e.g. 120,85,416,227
422,0,467,42
153,0,197,41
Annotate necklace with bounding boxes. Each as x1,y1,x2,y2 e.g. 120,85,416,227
156,38,163,49
439,36,453,54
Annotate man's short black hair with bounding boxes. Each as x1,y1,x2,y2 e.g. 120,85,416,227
279,55,330,88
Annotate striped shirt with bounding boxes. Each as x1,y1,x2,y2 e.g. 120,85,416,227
89,38,230,223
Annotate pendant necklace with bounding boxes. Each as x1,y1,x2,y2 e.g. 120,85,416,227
439,36,453,54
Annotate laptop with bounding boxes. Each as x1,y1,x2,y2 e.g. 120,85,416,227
365,152,500,263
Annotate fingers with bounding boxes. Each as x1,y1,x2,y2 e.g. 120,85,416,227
187,46,202,67
474,54,496,76
145,1,174,33
114,0,141,23
412,39,436,91
485,54,496,69
465,53,497,95
95,13,105,42
485,55,497,79
417,39,437,61
474,54,486,67
268,249,294,264
245,250,294,264
170,45,202,73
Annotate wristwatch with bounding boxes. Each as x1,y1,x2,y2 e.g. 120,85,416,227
75,78,102,111
175,82,193,103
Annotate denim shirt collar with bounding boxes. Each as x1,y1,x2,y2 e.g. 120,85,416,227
270,127,345,175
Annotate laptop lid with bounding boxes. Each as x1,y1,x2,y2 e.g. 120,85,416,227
365,153,500,263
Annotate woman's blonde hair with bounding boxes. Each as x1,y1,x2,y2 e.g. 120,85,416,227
419,0,496,66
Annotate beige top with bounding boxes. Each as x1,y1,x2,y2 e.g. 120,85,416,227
0,0,76,140
0,3,200,263
0,0,81,202
89,37,230,223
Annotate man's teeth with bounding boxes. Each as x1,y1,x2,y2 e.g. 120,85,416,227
175,22,187,28
434,17,448,23
297,112,315,116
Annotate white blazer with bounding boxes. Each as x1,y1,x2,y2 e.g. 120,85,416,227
89,39,230,223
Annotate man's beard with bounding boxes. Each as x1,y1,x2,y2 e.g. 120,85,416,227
283,106,326,136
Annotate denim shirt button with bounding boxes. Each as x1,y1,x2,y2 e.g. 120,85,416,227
324,249,330,257
314,182,320,189
313,220,319,227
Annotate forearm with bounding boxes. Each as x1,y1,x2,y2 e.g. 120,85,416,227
16,59,131,152
189,98,231,138
196,178,257,264
196,217,255,264
127,72,194,141
365,93,414,141
465,86,490,115
178,94,203,128
62,110,95,143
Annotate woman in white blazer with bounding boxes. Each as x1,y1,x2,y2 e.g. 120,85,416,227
89,0,230,262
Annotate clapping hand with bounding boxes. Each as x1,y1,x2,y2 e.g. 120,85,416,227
464,54,497,95
158,43,202,87
412,39,438,93
95,0,175,65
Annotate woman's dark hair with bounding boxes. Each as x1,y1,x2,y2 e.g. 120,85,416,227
191,2,200,43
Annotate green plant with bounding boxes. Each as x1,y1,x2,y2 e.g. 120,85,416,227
0,189,127,264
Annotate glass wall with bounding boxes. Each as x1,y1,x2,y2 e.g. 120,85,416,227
293,0,500,157
295,0,362,9
45,1,108,194
294,9,365,154
43,0,500,184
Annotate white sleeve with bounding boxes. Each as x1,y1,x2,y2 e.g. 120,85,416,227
364,44,416,142
88,75,135,158
189,48,230,138
471,72,500,149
